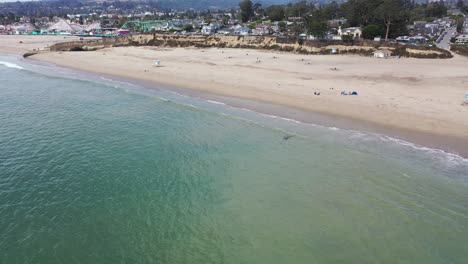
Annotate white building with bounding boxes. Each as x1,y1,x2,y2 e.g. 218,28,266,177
373,49,392,58
234,25,250,35
455,35,468,44
252,25,271,35
201,25,216,35
338,26,362,39
201,23,220,35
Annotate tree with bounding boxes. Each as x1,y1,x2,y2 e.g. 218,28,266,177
266,5,285,21
455,15,464,33
253,3,264,19
289,22,305,36
362,24,382,39
182,24,193,31
222,15,229,25
285,1,312,17
239,0,254,23
376,0,405,41
342,0,380,26
426,2,447,18
253,2,262,13
456,0,468,13
278,21,286,32
322,1,341,20
308,20,328,38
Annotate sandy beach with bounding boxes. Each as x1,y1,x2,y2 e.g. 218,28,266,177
0,35,89,55
2,35,468,154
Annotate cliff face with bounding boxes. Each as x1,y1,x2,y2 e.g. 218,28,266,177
48,34,452,59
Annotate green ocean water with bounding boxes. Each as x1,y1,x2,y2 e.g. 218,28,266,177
0,57,467,263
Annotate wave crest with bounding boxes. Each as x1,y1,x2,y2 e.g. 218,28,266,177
0,61,24,70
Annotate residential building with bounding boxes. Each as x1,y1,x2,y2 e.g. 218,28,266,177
338,26,362,39
201,24,216,35
234,25,250,35
455,34,468,43
252,25,271,35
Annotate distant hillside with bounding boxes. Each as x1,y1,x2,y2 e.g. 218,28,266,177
86,0,343,10
121,0,313,10
152,0,291,9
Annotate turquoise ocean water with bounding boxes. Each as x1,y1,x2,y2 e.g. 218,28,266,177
0,55,467,263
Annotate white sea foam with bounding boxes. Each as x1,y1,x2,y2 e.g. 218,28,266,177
99,76,137,87
206,100,226,105
0,61,24,70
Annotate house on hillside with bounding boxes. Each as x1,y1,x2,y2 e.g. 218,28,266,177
435,17,455,28
201,23,220,35
234,25,250,35
412,21,427,35
252,25,271,35
287,17,304,23
327,18,347,28
455,35,468,44
270,21,282,34
448,8,463,16
217,28,233,35
201,25,216,35
424,23,440,37
338,26,362,39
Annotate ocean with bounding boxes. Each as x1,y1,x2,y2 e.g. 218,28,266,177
0,54,467,263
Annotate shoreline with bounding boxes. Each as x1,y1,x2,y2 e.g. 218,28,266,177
1,35,467,157
123,77,468,158
20,54,468,158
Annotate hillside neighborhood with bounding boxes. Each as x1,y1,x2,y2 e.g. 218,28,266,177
1,0,467,49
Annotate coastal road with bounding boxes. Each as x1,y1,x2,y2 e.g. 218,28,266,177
436,26,457,50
